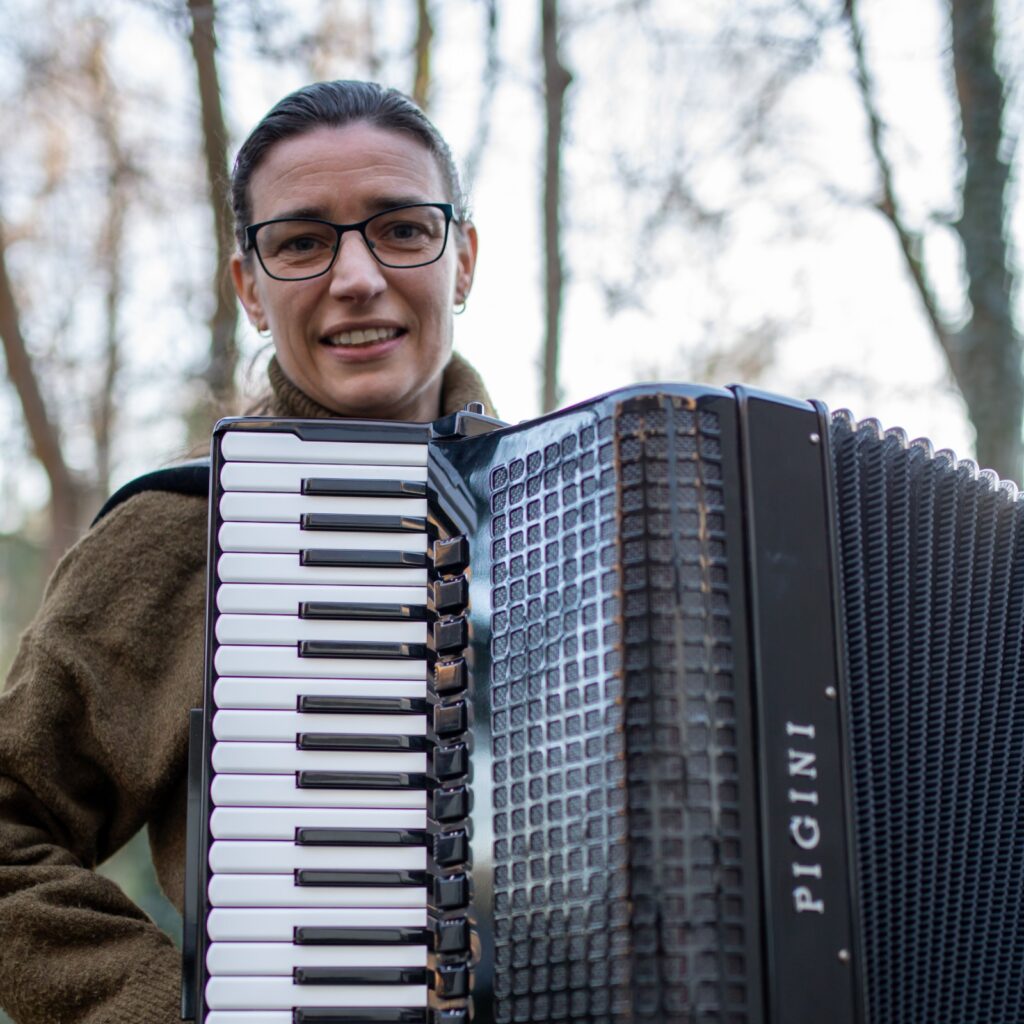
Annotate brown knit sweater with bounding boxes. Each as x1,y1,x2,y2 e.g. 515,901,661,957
0,354,495,1024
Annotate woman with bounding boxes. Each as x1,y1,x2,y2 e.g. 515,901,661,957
0,81,495,1023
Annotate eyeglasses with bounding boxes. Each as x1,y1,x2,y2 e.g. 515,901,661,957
245,202,455,280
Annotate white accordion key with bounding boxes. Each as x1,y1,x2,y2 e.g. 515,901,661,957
216,583,426,614
208,873,427,909
220,459,428,493
221,431,428,466
213,676,427,710
206,941,426,975
204,1007,292,1024
211,742,426,775
208,840,426,874
206,1012,291,1024
214,646,427,679
218,522,428,555
207,906,427,942
219,491,429,523
214,614,427,647
211,774,426,809
212,709,427,742
210,806,426,840
217,552,427,586
205,976,425,1010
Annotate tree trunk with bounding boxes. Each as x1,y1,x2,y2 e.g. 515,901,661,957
187,0,238,422
846,0,1022,480
947,0,1022,480
412,0,433,111
541,0,571,413
0,217,84,564
87,30,127,501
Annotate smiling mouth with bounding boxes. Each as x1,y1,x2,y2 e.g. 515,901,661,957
321,326,405,347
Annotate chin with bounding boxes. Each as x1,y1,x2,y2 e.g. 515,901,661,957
321,382,428,422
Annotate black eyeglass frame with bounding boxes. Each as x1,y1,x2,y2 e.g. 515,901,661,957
244,202,456,280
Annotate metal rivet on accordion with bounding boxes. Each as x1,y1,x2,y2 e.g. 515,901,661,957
433,829,468,867
432,536,469,573
431,576,468,614
432,962,470,999
433,701,468,736
432,617,468,655
432,743,468,779
431,786,470,822
433,872,469,909
433,916,470,953
433,658,467,694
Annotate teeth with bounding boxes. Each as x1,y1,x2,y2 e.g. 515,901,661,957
324,326,400,347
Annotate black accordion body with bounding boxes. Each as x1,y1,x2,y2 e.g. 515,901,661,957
181,383,1024,1024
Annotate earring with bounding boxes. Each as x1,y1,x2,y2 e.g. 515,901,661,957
454,297,467,316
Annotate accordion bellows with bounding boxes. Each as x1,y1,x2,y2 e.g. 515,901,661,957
183,384,1024,1024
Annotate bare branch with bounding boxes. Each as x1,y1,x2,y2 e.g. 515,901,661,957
947,0,1022,477
843,0,955,363
186,0,239,419
541,0,572,413
462,0,499,195
412,0,434,112
85,26,127,499
0,215,83,562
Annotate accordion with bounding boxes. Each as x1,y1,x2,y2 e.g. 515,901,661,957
181,383,1024,1024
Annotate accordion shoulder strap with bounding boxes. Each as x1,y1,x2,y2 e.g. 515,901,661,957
90,459,211,527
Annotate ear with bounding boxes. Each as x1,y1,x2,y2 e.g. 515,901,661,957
453,222,478,304
231,253,267,330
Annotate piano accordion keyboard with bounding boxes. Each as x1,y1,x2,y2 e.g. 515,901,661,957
198,427,470,1024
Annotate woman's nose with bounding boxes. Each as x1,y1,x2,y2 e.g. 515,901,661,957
327,231,388,302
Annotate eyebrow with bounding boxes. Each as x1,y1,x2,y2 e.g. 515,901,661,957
267,196,435,223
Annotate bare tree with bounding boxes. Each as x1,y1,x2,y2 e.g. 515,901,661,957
846,0,1022,479
85,28,130,500
412,0,434,111
0,217,85,565
187,0,239,424
541,0,572,413
461,0,500,194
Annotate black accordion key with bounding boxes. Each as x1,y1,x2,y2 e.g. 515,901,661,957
301,477,427,498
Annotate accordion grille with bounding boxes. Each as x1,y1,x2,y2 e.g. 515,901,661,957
488,396,752,1023
831,414,1024,1023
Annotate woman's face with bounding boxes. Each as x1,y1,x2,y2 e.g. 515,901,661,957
232,122,477,421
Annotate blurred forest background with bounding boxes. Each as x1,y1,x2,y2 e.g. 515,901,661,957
0,0,1021,1009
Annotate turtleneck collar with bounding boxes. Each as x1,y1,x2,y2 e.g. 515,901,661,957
267,353,498,421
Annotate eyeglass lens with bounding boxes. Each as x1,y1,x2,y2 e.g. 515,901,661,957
254,206,449,278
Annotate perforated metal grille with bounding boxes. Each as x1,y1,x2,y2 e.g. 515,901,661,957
616,397,752,1023
488,416,629,1023
832,415,1024,1023
487,395,752,1023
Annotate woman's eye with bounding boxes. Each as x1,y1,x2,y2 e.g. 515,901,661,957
285,235,326,252
387,223,423,240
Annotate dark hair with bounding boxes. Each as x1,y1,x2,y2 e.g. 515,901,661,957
231,80,467,253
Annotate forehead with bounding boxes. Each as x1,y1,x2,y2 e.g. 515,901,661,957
248,122,447,221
